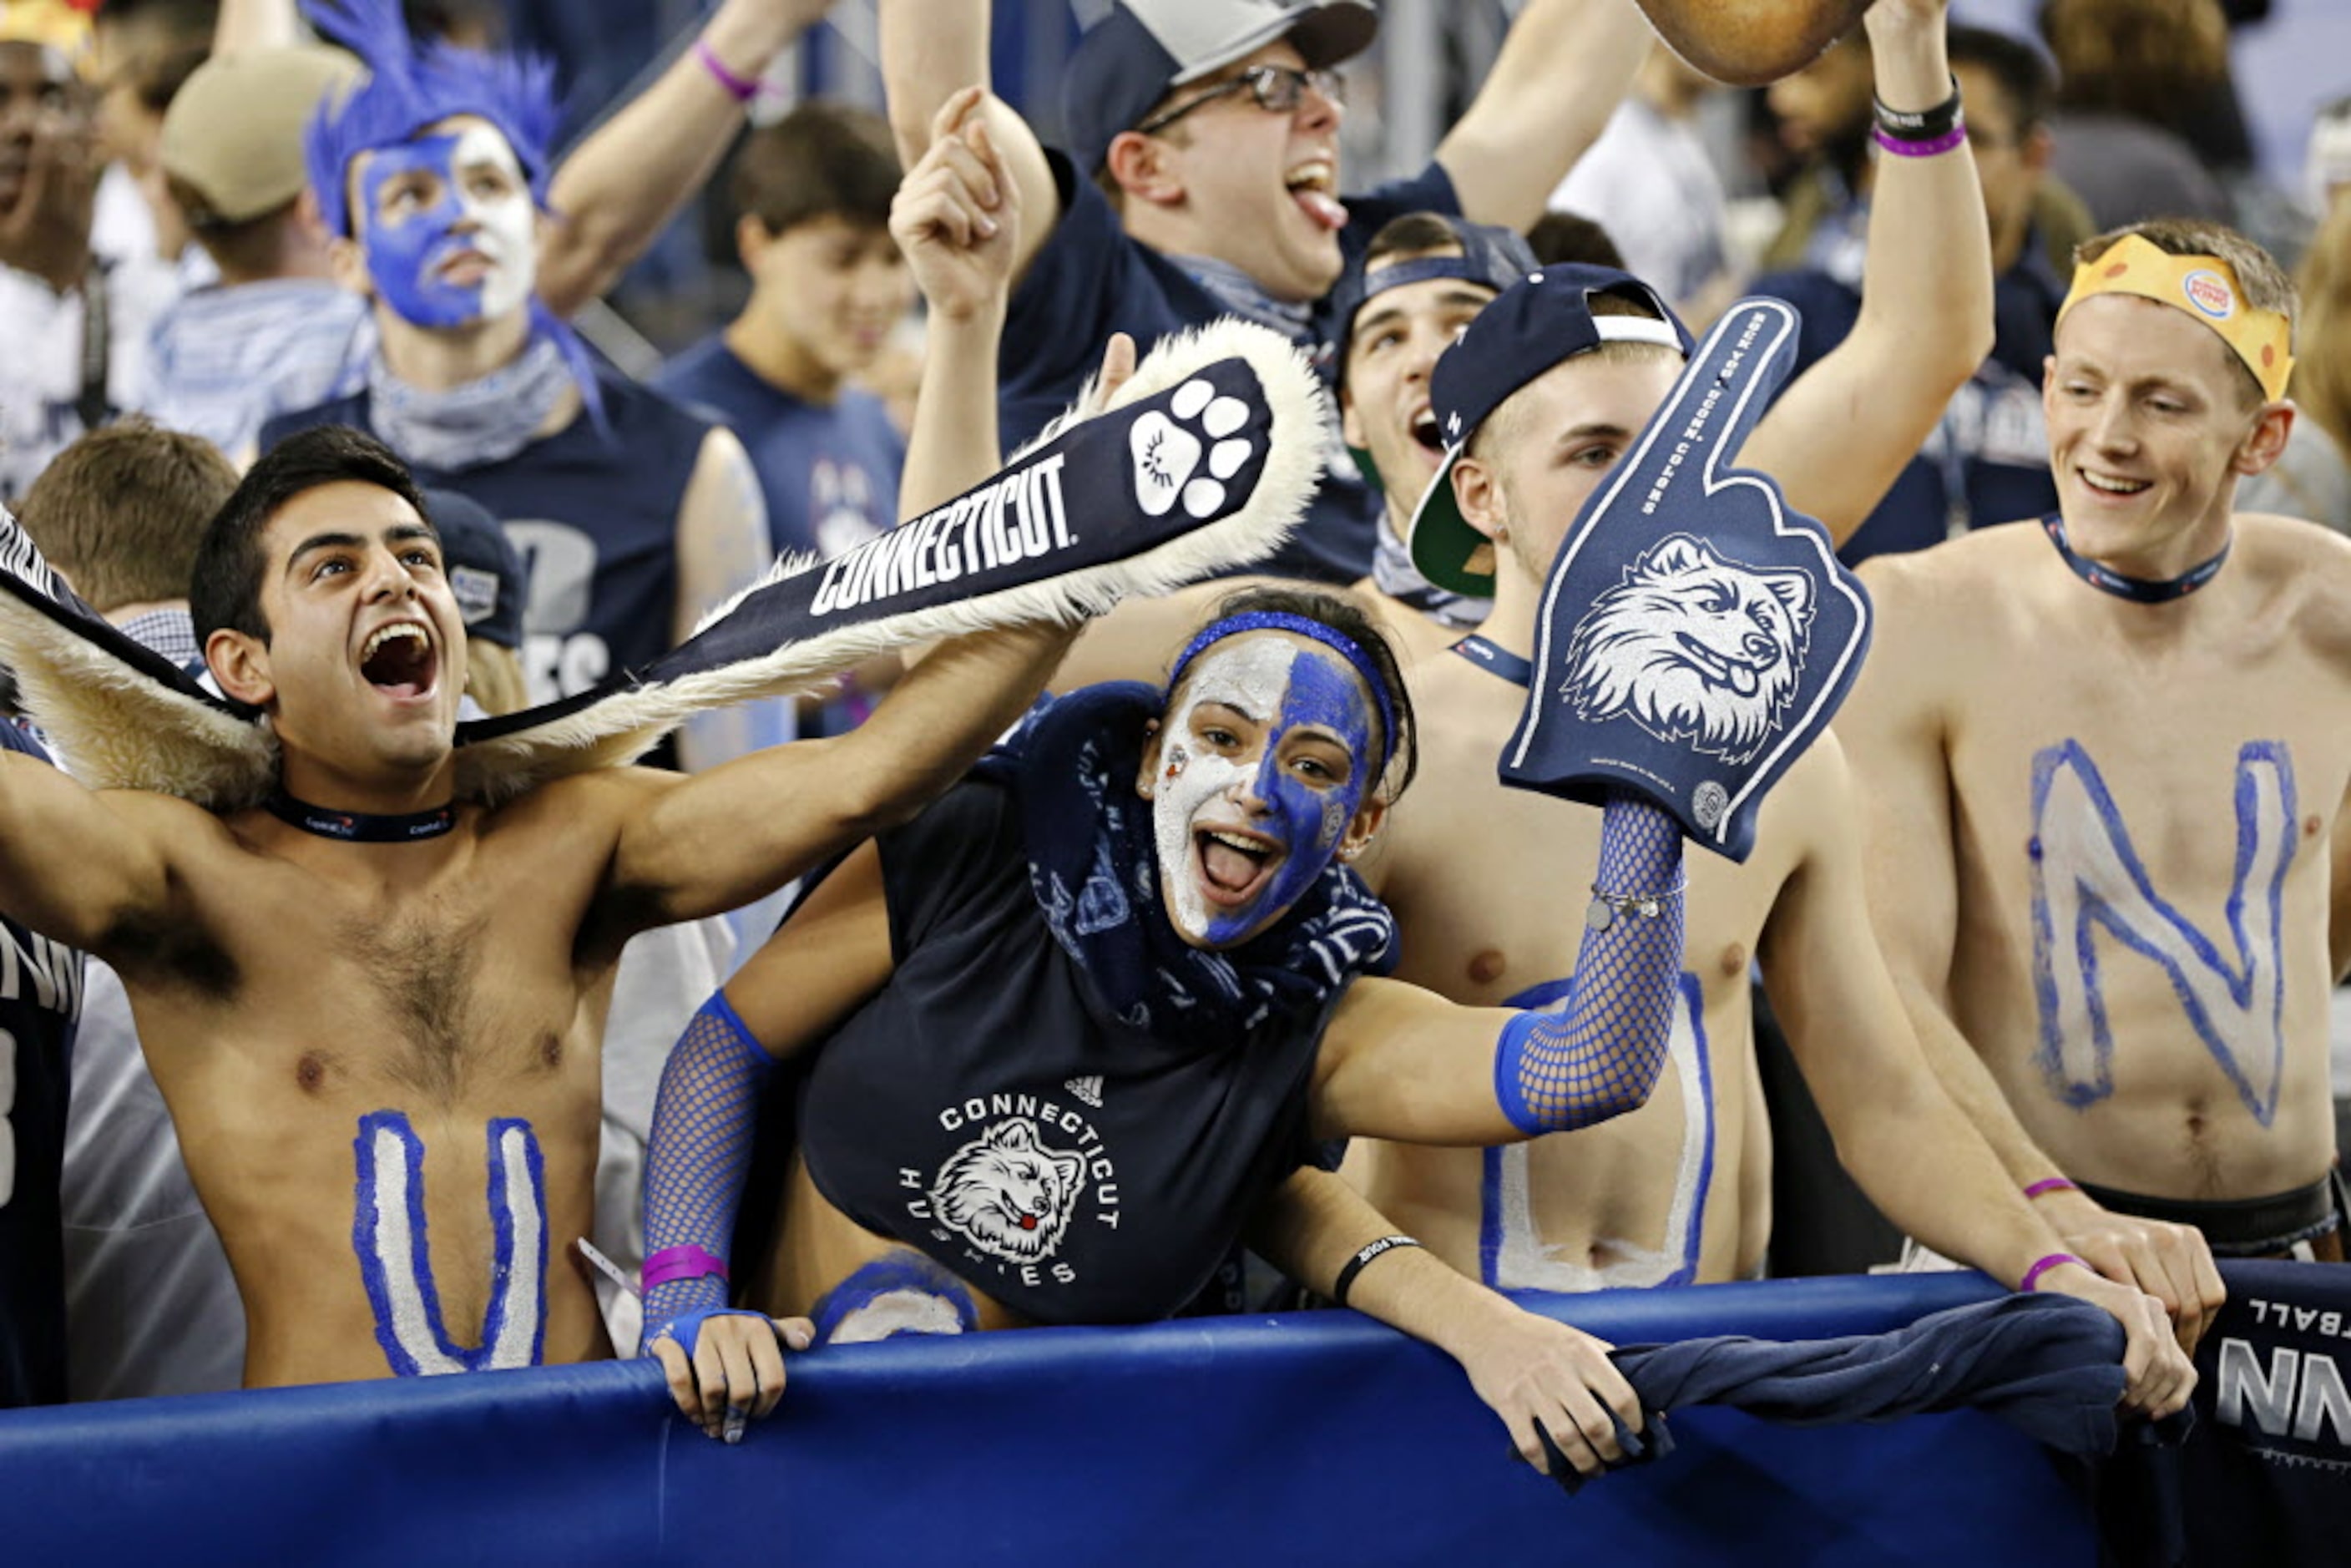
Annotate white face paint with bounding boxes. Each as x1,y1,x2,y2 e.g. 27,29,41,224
457,123,539,321
360,120,539,331
1151,632,1376,948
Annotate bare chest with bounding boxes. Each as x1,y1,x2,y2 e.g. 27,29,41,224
1946,654,2351,919
135,853,607,1112
1383,766,1779,1006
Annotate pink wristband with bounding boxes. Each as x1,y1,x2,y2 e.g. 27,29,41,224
1873,123,1968,159
2024,1177,2079,1200
695,38,759,104
2020,1252,2084,1292
641,1244,731,1291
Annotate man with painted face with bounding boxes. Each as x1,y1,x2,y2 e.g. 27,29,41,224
1330,0,2198,1418
1843,218,2351,1275
153,0,847,463
258,0,781,772
875,0,1656,588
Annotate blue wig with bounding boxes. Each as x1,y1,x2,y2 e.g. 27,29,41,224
301,0,603,427
302,0,560,240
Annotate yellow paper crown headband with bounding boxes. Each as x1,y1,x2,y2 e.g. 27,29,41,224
2059,233,2295,403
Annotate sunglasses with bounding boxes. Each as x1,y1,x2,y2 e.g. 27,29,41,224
1135,64,1347,137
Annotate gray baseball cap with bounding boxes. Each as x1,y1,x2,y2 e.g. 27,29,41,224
1061,0,1376,172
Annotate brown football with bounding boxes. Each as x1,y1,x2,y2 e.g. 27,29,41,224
1636,0,1877,85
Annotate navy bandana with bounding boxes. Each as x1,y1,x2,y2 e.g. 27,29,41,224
978,683,1397,1047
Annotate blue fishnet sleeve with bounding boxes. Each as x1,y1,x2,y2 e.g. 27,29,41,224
1494,792,1684,1136
641,992,777,1337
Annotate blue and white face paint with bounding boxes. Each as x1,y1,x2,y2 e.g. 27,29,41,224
358,120,538,331
1151,633,1377,948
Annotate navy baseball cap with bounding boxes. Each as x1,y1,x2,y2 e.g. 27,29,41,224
1330,213,1536,493
423,488,528,650
1407,266,1694,596
1062,0,1377,174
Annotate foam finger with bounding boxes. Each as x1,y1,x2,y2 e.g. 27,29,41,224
1613,296,1801,508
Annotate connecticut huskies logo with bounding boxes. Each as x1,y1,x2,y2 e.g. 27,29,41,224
928,1118,1088,1264
1563,535,1815,766
1130,377,1257,520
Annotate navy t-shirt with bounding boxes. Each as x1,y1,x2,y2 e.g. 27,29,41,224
654,337,904,562
262,368,714,706
796,778,1331,1324
0,721,83,1408
1001,152,1462,585
1750,230,2065,564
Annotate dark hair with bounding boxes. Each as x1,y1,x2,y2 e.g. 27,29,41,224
17,417,238,615
1363,210,1469,271
1169,584,1419,802
190,425,434,645
1946,25,2053,134
1524,211,1625,270
93,0,217,34
729,100,901,239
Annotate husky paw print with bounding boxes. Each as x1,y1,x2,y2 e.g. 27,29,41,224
1130,377,1256,519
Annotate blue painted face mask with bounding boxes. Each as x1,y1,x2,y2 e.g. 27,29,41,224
1152,635,1377,948
358,124,539,331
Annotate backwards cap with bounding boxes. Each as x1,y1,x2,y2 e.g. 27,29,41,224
1329,213,1536,496
2057,232,2294,403
301,0,559,241
1408,265,1693,597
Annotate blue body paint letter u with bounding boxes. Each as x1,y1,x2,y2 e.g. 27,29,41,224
353,1110,549,1375
2028,739,2294,1125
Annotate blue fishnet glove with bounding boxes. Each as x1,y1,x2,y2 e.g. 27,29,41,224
641,992,776,1347
1495,792,1683,1134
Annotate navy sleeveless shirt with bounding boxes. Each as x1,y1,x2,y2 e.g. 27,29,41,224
260,367,713,706
796,778,1333,1325
0,721,84,1406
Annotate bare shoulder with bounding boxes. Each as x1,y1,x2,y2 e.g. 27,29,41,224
1858,522,2037,627
483,766,677,844
2237,513,2351,661
97,786,257,871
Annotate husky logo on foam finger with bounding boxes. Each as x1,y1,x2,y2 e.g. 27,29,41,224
1502,297,1873,862
928,1117,1088,1264
1130,377,1259,520
1564,535,1816,766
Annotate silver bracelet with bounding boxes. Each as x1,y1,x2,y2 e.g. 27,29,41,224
1585,875,1686,933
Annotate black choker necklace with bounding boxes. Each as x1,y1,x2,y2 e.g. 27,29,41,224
2040,513,2231,604
267,789,458,843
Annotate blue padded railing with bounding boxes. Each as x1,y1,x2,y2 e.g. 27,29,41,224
0,1273,2095,1566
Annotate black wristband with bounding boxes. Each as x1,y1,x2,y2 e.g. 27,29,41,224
1873,76,1962,142
1332,1235,1421,1306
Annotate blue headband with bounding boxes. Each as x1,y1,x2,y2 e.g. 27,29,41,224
1165,611,1398,773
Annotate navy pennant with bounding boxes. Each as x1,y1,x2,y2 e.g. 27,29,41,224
1499,298,1872,863
0,321,1323,812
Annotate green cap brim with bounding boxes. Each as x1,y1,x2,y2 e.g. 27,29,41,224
1404,441,1494,597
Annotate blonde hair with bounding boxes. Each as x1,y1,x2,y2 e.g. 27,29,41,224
2291,200,2351,458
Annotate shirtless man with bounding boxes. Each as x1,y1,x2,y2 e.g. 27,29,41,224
1842,217,2348,1272
0,85,1265,1386
1337,7,2200,1402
